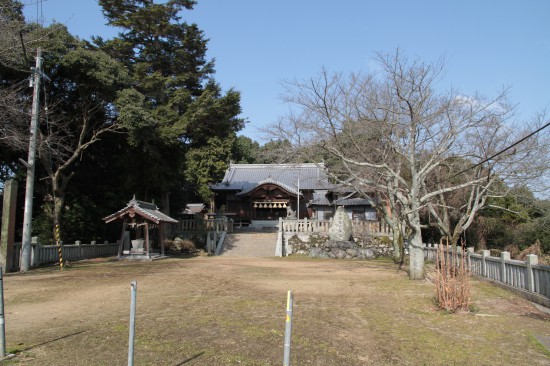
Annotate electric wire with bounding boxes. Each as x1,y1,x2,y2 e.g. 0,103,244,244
437,120,550,184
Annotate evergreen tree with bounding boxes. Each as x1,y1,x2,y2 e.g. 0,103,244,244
96,0,244,207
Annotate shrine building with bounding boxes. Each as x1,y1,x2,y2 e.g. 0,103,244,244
210,163,377,226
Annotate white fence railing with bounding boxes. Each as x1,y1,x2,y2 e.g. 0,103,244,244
279,218,391,236
12,240,119,271
176,218,233,233
422,244,550,302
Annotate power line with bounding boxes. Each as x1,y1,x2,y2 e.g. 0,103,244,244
439,120,550,184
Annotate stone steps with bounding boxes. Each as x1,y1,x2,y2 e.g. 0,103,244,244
220,232,278,257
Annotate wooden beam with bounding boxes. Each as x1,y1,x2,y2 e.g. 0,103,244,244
159,223,165,256
145,222,150,259
118,219,127,259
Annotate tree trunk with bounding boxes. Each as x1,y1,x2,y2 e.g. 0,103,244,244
392,233,401,262
408,212,425,279
52,190,65,243
50,171,71,244
408,231,424,279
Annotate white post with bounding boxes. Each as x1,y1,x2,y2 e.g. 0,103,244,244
467,247,474,272
526,254,538,293
500,251,510,284
128,281,137,366
481,250,490,278
283,290,294,366
276,218,283,257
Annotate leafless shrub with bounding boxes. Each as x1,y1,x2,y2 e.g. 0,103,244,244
430,238,471,312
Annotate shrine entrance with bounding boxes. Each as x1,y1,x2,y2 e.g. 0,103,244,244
252,201,289,220
243,182,299,221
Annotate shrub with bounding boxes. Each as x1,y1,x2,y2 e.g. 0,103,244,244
429,239,471,312
165,237,197,254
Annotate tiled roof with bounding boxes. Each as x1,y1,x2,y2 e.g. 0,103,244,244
333,197,374,206
236,177,300,196
309,190,374,207
309,190,331,205
182,203,206,215
211,163,334,193
103,198,178,224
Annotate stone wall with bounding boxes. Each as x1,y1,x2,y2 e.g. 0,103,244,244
284,232,394,259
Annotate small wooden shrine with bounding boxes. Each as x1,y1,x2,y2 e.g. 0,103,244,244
103,197,178,260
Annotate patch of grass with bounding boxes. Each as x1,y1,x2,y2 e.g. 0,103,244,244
5,256,550,365
527,333,550,358
111,323,127,332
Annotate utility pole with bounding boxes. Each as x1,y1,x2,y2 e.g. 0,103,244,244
20,48,43,272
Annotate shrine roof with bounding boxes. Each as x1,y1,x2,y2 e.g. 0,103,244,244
309,190,374,207
211,163,334,193
182,203,206,215
103,197,178,224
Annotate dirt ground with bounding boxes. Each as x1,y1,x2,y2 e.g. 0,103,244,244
2,256,550,365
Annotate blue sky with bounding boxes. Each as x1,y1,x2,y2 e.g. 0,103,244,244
24,0,550,142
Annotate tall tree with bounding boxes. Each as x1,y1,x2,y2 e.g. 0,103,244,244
232,135,260,164
96,0,244,208
38,40,130,233
269,51,549,279
0,0,56,184
1,21,130,238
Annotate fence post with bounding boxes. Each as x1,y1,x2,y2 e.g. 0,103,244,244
526,254,538,293
481,250,490,278
283,290,294,366
76,240,82,259
31,236,41,267
466,247,474,271
500,251,510,284
128,281,137,366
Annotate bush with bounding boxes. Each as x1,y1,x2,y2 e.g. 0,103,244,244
428,239,471,312
165,237,198,254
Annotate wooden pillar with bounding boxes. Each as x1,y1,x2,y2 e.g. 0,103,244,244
145,222,150,259
159,223,165,256
117,219,127,259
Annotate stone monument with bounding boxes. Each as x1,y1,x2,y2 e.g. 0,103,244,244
1,180,17,272
328,206,353,241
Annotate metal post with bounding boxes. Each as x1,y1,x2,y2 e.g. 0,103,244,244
21,48,43,272
128,281,137,366
296,178,300,220
283,290,293,366
0,267,5,357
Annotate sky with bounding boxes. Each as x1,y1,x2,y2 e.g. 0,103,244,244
23,0,550,143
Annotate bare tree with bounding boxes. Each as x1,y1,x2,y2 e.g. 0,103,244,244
267,50,549,279
0,81,29,145
426,113,550,247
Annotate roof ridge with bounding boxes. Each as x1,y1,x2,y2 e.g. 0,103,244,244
229,163,323,168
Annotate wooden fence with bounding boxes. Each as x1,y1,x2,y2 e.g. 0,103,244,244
11,240,119,271
423,244,550,304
